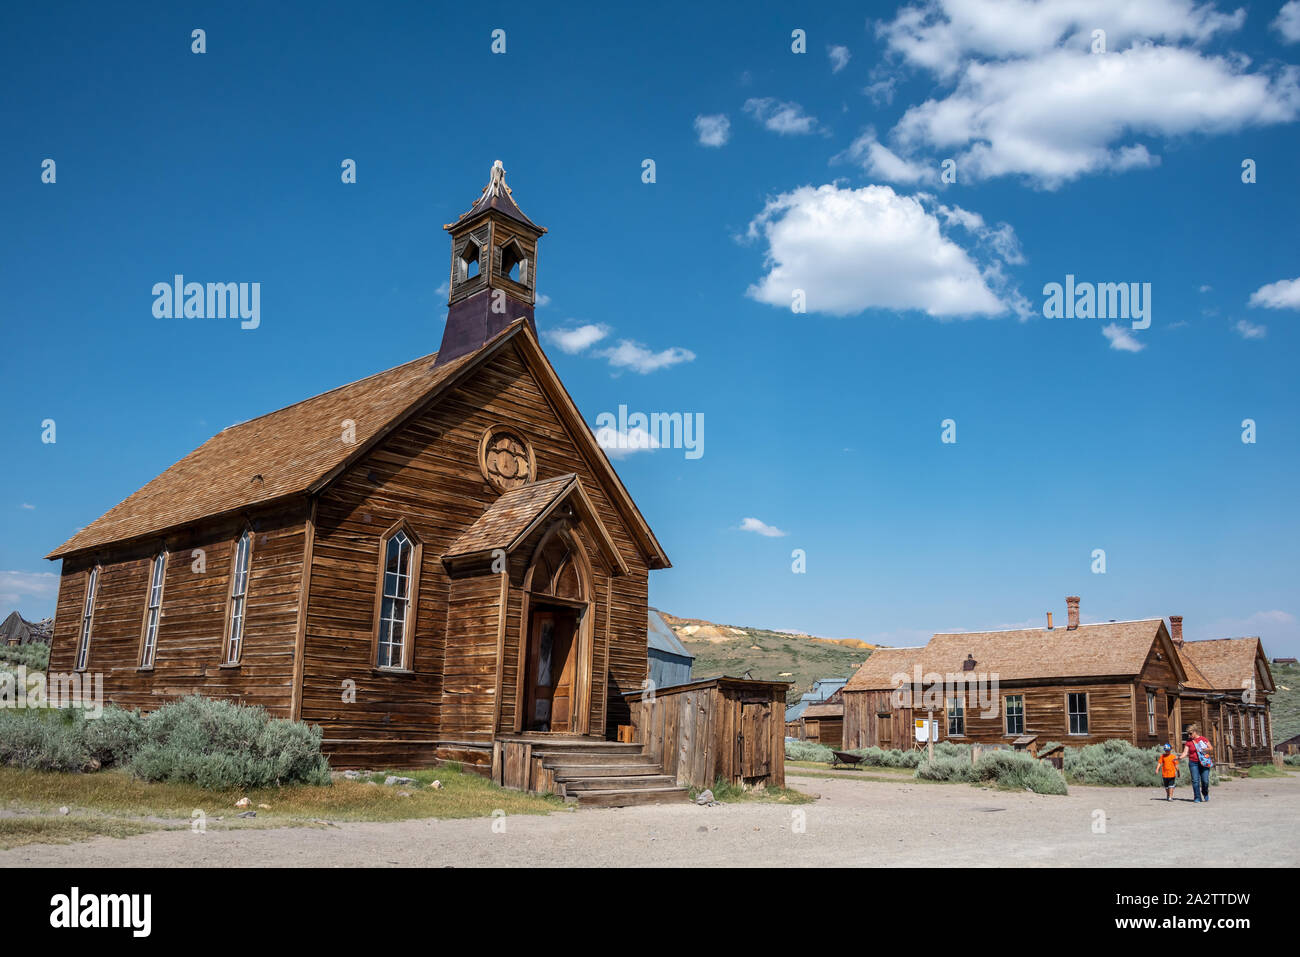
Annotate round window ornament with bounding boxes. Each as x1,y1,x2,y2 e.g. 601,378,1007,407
478,426,536,492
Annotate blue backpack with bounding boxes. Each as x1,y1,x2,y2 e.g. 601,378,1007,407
1194,738,1214,768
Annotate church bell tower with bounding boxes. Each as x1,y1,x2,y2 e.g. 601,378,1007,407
435,161,546,365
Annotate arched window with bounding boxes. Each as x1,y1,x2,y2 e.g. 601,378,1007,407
223,529,252,665
374,523,422,670
75,565,100,671
139,551,167,667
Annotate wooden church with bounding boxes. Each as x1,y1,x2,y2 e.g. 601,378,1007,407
46,163,677,792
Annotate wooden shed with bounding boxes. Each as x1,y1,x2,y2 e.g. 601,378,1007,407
800,689,844,748
624,676,790,789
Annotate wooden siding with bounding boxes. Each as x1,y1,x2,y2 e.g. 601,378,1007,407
47,504,307,715
299,341,652,754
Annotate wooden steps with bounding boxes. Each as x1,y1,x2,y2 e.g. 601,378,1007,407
508,736,688,807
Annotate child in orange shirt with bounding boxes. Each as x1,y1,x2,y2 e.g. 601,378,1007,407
1157,744,1179,800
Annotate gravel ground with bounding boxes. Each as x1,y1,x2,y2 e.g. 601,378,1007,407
3,772,1296,867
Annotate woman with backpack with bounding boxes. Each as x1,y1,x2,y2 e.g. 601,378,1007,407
1179,725,1215,803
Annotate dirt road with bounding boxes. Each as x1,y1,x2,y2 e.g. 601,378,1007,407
4,773,1296,867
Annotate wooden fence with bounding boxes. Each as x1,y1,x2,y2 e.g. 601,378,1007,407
624,677,790,789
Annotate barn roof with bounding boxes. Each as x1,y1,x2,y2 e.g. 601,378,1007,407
647,609,694,661
1179,637,1272,693
47,322,668,569
844,620,1176,690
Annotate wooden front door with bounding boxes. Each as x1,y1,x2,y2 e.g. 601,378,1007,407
523,606,578,733
740,701,771,780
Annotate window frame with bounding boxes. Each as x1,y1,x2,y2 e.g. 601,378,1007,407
138,550,168,669
371,520,423,673
1067,691,1089,736
1249,711,1257,748
1227,710,1235,748
1146,691,1156,736
74,564,101,671
1004,694,1024,736
946,694,965,737
221,528,253,666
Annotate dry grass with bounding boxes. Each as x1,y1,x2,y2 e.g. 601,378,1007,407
0,816,163,850
0,764,565,847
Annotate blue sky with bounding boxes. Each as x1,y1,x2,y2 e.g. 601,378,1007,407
3,1,1299,656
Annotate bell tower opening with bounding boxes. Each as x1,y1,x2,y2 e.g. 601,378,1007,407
436,161,546,366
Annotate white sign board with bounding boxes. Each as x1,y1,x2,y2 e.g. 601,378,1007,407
914,718,938,743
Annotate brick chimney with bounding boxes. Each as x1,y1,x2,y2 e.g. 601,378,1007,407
1169,615,1184,647
1047,611,1054,629
1066,596,1080,631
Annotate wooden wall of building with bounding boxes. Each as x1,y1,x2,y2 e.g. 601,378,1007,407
299,342,652,751
48,503,307,715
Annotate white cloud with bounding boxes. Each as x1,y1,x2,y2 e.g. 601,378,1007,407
595,425,660,458
1195,610,1298,652
0,570,60,607
1249,276,1300,310
744,182,1019,318
880,0,1246,76
1275,1,1300,43
828,45,852,73
20,503,35,510
597,340,696,374
739,517,787,538
535,293,551,307
743,98,825,136
1234,318,1267,339
863,78,897,105
1198,284,1212,293
694,113,731,147
838,131,930,184
544,323,609,354
1102,323,1145,351
872,1,1298,188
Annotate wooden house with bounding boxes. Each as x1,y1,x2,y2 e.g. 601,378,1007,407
798,689,845,748
44,163,684,797
843,597,1275,765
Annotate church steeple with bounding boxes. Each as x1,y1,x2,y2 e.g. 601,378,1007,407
436,161,546,365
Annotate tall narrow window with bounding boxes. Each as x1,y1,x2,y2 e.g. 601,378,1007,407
1068,692,1089,735
946,695,965,736
374,524,421,670
223,530,252,665
1005,694,1024,735
75,565,100,670
1249,713,1257,748
1227,711,1235,748
1146,692,1156,735
140,551,167,667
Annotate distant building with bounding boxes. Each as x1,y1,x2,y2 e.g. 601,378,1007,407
1272,657,1297,665
647,609,694,690
1,611,53,647
785,677,847,724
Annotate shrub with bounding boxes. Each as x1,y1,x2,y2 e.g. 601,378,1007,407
915,756,975,782
933,740,971,760
848,746,923,768
1063,739,1217,787
973,750,1069,795
1284,753,1300,767
126,695,331,788
0,643,51,672
0,708,93,771
784,740,834,763
83,706,144,767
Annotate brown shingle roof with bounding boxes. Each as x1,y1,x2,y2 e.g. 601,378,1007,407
1179,637,1269,692
843,646,927,691
844,620,1171,690
444,474,577,559
1176,649,1216,690
47,349,478,558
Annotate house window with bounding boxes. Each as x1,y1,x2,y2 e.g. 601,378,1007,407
1260,714,1268,749
374,524,421,670
75,565,100,670
1067,692,1089,735
223,530,252,664
140,551,167,667
1146,692,1156,735
1227,711,1235,748
1249,713,1256,748
947,695,965,737
1005,695,1024,735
